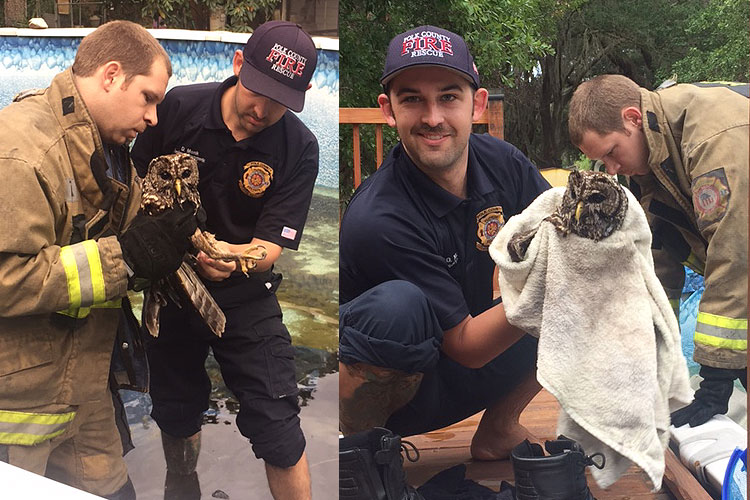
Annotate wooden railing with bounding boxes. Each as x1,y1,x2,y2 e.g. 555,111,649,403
340,93,504,189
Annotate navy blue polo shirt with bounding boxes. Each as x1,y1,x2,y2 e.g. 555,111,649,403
132,76,319,250
339,134,550,331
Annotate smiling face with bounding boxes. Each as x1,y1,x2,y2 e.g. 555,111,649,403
96,59,169,145
577,107,650,177
378,66,487,178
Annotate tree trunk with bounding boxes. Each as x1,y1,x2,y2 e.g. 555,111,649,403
5,0,27,26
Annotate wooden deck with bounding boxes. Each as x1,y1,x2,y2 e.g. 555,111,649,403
403,389,678,499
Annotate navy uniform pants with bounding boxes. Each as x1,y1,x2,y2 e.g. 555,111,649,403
147,271,305,468
340,280,538,437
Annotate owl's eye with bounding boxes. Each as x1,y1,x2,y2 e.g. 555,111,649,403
159,171,172,180
181,169,192,179
586,193,605,203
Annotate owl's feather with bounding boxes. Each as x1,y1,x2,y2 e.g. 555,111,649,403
139,153,266,338
507,171,628,262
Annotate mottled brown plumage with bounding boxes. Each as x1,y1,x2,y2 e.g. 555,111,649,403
141,153,267,337
508,170,628,262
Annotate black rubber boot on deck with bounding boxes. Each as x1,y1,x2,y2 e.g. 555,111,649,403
511,435,605,500
339,427,424,500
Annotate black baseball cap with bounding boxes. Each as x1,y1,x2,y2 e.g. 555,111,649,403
239,21,317,112
380,25,480,89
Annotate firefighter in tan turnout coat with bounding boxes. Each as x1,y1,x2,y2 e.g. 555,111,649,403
569,74,748,429
0,21,197,499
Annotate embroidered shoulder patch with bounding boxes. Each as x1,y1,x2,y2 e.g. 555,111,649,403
239,161,273,198
475,206,505,251
691,168,730,230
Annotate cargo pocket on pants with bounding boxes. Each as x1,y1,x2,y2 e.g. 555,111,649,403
253,317,298,400
269,343,298,399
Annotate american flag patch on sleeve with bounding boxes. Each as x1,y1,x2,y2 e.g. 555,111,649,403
281,226,297,240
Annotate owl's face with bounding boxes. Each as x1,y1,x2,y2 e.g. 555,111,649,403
556,170,628,241
141,153,201,215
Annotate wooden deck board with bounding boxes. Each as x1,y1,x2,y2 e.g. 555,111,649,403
403,390,677,499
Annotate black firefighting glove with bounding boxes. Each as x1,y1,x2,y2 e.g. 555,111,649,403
670,365,747,428
196,205,208,231
119,203,198,282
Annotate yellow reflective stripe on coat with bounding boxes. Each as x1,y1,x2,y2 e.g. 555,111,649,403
694,312,748,350
56,299,123,319
0,409,76,445
681,252,705,275
58,240,110,318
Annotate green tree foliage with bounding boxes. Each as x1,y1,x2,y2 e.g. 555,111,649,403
505,0,703,168
140,0,278,31
670,0,750,82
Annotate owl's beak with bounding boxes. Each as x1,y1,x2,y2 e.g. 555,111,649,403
575,201,583,222
175,178,182,196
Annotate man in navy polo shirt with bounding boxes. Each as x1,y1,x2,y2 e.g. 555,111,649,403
339,25,551,496
132,21,318,499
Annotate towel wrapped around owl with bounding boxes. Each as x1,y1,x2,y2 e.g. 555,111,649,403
488,171,692,490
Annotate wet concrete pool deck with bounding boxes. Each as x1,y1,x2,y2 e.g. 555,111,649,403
124,373,338,500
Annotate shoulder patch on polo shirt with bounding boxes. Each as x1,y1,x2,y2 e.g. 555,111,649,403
239,161,273,198
692,168,730,230
281,226,297,240
475,206,504,251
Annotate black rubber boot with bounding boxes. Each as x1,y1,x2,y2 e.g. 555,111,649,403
164,470,201,500
339,427,424,500
511,435,605,500
161,431,201,500
104,476,137,500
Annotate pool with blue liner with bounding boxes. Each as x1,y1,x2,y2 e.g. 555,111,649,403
0,28,338,189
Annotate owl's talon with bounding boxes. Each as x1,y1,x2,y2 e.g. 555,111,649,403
236,245,266,276
242,245,267,260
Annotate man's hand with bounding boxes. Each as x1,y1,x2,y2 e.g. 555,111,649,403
671,365,746,427
119,204,197,282
195,240,237,282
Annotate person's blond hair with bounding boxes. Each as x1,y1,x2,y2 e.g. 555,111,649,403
72,20,172,83
568,74,641,146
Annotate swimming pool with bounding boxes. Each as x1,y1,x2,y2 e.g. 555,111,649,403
0,27,339,188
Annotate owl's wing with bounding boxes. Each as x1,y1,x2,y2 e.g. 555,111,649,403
173,261,226,337
143,281,167,337
507,225,541,262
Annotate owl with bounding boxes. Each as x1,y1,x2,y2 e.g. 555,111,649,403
140,153,267,337
140,152,201,216
508,170,628,262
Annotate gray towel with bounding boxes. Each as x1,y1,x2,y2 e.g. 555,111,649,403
489,186,692,490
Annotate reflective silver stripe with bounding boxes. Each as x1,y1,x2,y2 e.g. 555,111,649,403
0,421,68,437
0,410,75,445
695,321,746,341
69,242,94,307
